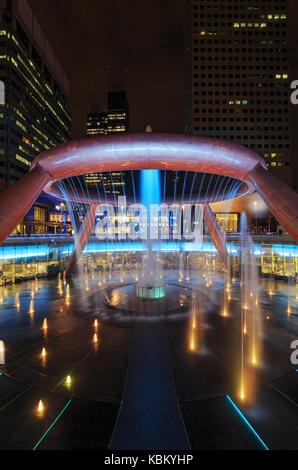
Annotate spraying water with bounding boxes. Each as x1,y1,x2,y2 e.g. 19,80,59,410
137,154,163,297
239,212,262,401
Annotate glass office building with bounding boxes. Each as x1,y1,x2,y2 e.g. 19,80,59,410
185,0,292,185
0,0,71,191
85,90,129,191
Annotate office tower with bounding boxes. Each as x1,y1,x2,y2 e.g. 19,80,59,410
86,92,107,137
86,112,108,137
107,90,129,134
0,0,71,191
85,89,129,192
185,0,292,186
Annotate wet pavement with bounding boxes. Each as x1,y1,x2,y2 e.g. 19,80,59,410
0,272,297,450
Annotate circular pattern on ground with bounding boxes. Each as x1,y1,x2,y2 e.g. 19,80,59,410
102,283,192,319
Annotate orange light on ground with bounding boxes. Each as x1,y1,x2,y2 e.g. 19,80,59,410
287,305,292,315
65,375,71,388
37,400,44,414
41,347,46,358
93,319,99,328
243,325,247,335
42,318,48,330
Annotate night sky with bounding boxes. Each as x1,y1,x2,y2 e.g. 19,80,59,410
28,0,298,143
28,0,185,139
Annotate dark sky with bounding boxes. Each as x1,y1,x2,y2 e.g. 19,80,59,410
28,0,298,144
28,0,185,139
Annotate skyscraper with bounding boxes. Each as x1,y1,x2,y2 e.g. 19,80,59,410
0,0,71,191
86,112,108,137
86,93,107,137
85,89,129,192
107,90,129,134
185,0,292,186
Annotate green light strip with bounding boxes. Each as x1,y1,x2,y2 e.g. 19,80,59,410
33,399,72,450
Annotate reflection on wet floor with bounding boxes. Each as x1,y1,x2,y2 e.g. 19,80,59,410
0,268,296,449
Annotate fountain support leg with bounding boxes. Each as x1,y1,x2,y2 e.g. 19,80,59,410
0,164,50,244
66,203,98,276
246,163,298,242
203,204,228,268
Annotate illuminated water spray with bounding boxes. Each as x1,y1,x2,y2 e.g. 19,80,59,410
136,135,164,300
65,284,70,306
30,283,35,298
189,289,198,351
178,253,184,282
0,340,5,364
58,272,63,295
93,333,98,344
28,299,34,314
239,213,262,401
15,292,20,309
222,256,231,317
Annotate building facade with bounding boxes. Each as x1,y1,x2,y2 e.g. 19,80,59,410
86,112,108,137
85,90,129,192
185,0,292,186
107,90,129,134
0,0,71,191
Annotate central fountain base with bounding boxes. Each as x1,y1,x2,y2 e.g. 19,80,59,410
135,283,166,300
101,283,191,319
